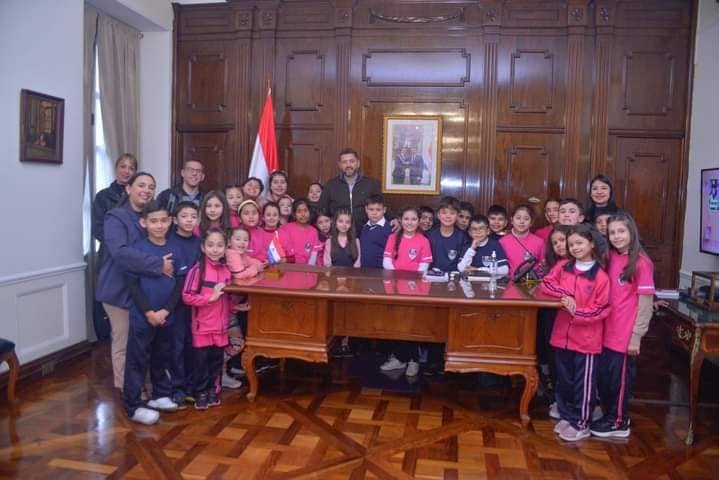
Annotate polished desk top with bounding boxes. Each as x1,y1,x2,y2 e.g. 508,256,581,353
225,264,562,307
663,294,719,327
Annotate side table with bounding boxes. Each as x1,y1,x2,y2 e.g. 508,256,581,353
658,298,719,445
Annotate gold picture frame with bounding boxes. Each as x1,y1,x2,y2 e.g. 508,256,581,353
19,89,64,164
382,115,442,195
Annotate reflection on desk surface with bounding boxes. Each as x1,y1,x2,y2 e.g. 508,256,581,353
666,295,719,324
228,264,561,306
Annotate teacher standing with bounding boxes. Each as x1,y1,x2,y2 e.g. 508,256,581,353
319,148,384,231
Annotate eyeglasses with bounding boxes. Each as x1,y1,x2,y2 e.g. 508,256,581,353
183,167,204,175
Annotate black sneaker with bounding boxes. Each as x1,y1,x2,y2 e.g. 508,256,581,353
194,392,209,411
590,416,631,438
208,390,222,408
171,392,188,410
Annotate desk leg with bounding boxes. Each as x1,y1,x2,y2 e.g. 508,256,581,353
242,348,259,402
519,367,539,426
687,329,704,446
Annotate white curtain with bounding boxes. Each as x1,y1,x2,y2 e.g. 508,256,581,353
96,13,140,163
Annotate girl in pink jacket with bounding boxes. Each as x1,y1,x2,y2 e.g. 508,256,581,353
540,224,610,442
225,227,264,359
182,229,232,411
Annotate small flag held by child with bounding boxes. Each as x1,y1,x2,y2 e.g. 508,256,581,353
267,234,285,265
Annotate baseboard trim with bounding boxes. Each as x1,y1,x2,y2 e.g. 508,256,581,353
0,340,94,392
0,262,86,287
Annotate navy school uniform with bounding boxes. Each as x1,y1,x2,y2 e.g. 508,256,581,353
468,236,508,269
359,218,393,268
427,227,470,272
423,226,470,366
123,237,189,417
166,228,201,398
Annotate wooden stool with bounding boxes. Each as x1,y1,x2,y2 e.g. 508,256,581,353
0,338,19,403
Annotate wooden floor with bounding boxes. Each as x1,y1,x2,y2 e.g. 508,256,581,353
1,323,719,479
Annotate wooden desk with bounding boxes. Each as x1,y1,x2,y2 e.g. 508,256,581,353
658,298,719,445
226,265,561,425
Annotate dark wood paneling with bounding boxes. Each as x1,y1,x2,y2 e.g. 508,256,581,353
495,132,565,208
180,132,235,190
362,49,471,87
608,34,690,131
279,128,336,198
173,0,696,286
497,37,567,128
610,136,682,288
176,40,239,128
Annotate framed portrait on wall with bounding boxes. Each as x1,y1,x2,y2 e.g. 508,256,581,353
382,115,442,195
19,89,64,164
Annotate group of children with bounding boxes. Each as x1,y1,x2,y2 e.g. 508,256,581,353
121,171,654,445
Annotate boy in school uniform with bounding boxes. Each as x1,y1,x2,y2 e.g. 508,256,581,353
558,198,608,260
487,204,510,239
456,201,474,231
123,201,190,425
457,215,509,275
418,206,435,234
426,196,470,273
423,196,469,373
166,201,201,406
359,194,394,268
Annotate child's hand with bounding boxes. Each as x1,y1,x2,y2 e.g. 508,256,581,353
209,282,226,302
653,299,669,311
471,238,481,249
162,254,174,278
146,310,165,327
257,262,266,272
628,345,640,356
561,296,577,315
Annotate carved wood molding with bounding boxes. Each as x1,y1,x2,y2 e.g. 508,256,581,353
368,8,464,24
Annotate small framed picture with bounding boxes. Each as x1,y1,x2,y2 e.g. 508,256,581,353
382,115,442,195
19,89,65,164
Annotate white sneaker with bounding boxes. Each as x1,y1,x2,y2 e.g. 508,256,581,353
549,402,560,420
147,397,178,412
380,355,407,371
222,372,243,389
406,360,420,377
559,425,590,442
130,407,160,425
553,419,570,434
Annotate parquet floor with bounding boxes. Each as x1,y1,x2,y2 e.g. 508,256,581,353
1,324,719,479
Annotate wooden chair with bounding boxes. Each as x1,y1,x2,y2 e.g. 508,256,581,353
0,338,19,403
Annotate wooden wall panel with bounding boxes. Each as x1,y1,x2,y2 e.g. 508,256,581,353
607,34,690,131
497,38,567,128
610,136,683,287
278,128,335,198
179,132,235,189
275,38,337,126
176,40,239,129
172,0,696,287
495,133,565,209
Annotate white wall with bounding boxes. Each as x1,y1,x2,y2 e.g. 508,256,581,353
139,31,173,192
0,0,87,362
680,0,719,286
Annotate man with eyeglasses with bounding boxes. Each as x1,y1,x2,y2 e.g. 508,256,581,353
157,160,206,215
